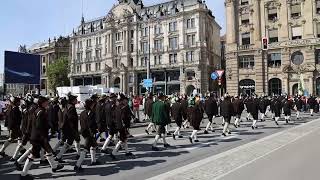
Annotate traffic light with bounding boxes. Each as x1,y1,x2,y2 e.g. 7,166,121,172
262,37,268,50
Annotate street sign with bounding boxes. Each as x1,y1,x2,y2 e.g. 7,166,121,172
211,72,218,80
143,79,153,88
216,70,225,78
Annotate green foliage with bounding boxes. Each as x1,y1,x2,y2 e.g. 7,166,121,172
47,56,70,92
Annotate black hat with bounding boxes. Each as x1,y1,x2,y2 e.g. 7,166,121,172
157,92,165,98
67,92,78,102
84,99,94,109
110,93,117,99
119,93,127,101
37,96,49,105
90,93,99,100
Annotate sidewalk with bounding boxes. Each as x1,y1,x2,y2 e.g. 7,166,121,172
147,117,320,180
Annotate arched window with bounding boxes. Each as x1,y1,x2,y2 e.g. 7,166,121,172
268,78,282,96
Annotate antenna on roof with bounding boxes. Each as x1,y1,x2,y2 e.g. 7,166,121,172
81,0,85,24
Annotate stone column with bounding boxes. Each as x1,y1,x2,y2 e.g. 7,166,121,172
106,73,110,88
279,0,289,41
253,0,262,46
303,0,314,38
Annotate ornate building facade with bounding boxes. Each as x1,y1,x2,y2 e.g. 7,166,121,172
69,0,221,95
225,0,320,96
29,37,70,95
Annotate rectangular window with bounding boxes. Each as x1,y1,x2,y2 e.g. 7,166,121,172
141,27,148,36
131,30,134,39
96,37,101,45
241,32,251,45
239,55,254,69
187,34,196,46
130,44,134,52
186,18,195,29
95,63,101,71
315,49,320,64
241,0,249,6
169,53,177,64
154,25,162,35
169,37,178,49
77,41,83,49
140,57,147,67
42,66,46,74
317,23,320,38
292,26,302,40
86,51,92,61
241,13,250,25
154,39,163,50
141,42,148,52
129,75,134,83
268,53,281,67
154,55,162,65
269,29,278,43
268,8,278,21
186,51,194,62
76,65,81,73
116,46,122,54
86,64,91,72
291,4,301,18
169,21,177,32
76,53,81,62
317,0,320,14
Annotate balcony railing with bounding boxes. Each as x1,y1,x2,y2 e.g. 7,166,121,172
238,44,254,50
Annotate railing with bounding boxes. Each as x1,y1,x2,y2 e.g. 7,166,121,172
238,44,254,50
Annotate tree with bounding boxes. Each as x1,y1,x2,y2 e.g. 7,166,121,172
47,56,70,94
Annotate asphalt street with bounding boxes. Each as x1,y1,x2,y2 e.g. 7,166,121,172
0,111,318,180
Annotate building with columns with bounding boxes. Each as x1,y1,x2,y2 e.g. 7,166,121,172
29,37,70,95
225,0,320,96
69,0,221,95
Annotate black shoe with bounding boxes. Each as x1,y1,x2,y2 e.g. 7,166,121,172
234,124,238,128
204,130,209,134
194,140,199,143
164,143,171,148
221,133,226,137
228,132,232,135
52,164,64,172
251,126,255,130
90,161,101,166
152,130,156,133
40,159,49,165
186,126,190,129
125,152,134,156
101,149,109,154
178,135,183,138
99,138,106,142
213,122,216,125
9,157,15,162
167,132,172,136
286,120,289,124
55,158,65,163
109,154,117,161
75,154,80,159
74,165,84,172
20,174,33,180
0,152,6,157
275,121,279,126
172,134,176,140
128,135,134,138
145,129,149,135
151,146,160,151
188,137,193,144
15,160,22,171
222,123,225,127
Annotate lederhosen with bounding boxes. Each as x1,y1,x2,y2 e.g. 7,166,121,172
21,104,37,146
7,105,22,142
80,110,97,151
62,104,79,145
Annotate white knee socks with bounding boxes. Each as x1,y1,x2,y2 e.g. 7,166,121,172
205,122,211,131
190,130,197,139
12,143,23,160
53,140,63,153
102,136,112,151
75,141,80,155
152,135,160,147
223,122,229,134
21,157,33,176
46,154,58,169
112,141,122,155
17,147,32,163
173,127,180,136
90,147,96,163
252,120,257,128
0,140,10,153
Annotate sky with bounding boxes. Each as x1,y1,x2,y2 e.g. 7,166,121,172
0,0,226,73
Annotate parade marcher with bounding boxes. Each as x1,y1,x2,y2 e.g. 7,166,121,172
55,93,80,162
282,96,293,124
11,95,34,162
95,94,108,142
171,97,183,139
74,99,99,172
101,93,118,154
151,93,171,151
232,95,244,128
220,94,234,136
145,93,156,134
52,97,68,154
181,95,190,128
294,95,303,119
308,95,317,116
246,96,260,129
132,95,141,123
188,96,204,143
164,96,172,135
203,93,218,134
20,96,64,179
0,96,22,157
108,94,134,160
258,96,268,121
47,97,60,138
273,96,282,125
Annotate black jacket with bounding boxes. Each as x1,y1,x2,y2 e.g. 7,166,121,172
30,107,49,141
7,105,22,131
171,102,183,123
204,97,218,116
62,104,79,138
80,110,97,138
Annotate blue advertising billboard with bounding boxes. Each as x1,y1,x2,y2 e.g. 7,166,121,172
4,51,40,84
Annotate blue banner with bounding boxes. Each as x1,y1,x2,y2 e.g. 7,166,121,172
4,51,40,84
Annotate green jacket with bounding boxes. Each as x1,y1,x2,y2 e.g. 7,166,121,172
151,100,170,126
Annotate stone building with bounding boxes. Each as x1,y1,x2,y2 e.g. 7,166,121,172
225,0,320,96
69,0,221,95
29,36,70,95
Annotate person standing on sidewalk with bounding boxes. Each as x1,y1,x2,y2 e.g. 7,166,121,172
220,94,234,136
203,93,218,134
151,93,171,151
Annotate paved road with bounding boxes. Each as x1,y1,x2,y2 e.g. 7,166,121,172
220,122,320,180
0,112,318,180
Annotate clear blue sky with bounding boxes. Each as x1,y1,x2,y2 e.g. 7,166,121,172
0,0,225,73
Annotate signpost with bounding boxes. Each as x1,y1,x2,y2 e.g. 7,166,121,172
143,79,153,88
